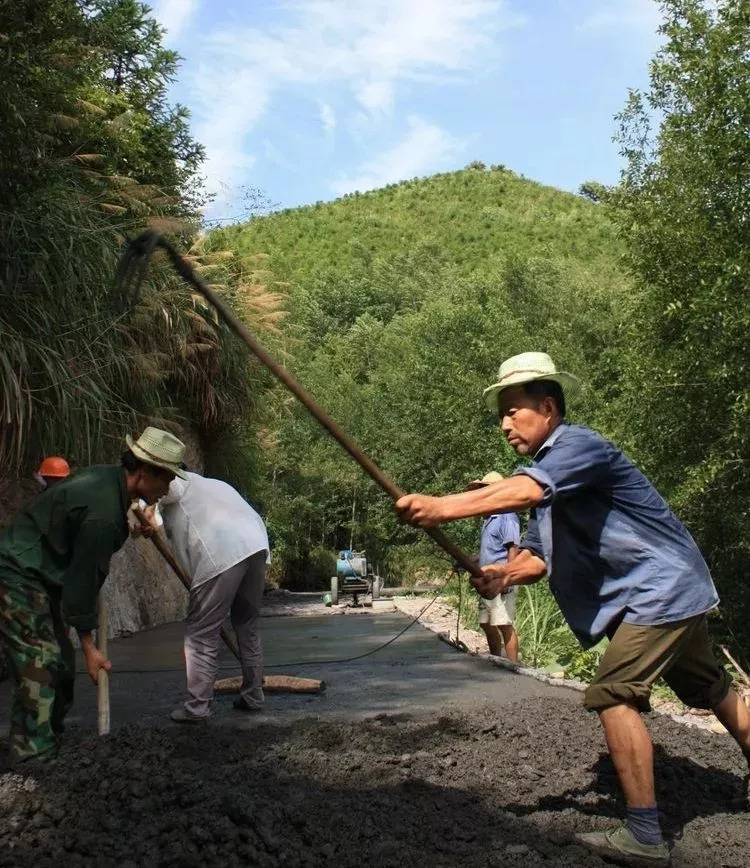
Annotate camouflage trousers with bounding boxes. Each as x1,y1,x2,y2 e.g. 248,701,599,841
0,574,75,763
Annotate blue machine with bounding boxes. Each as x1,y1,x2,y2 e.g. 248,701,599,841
330,549,382,605
336,549,367,580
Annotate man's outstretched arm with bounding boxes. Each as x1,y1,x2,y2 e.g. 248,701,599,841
396,475,543,527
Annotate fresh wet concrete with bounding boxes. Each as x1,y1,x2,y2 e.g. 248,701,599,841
1,611,569,732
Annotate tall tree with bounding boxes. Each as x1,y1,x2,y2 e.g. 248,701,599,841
0,1,265,474
611,0,750,653
85,0,206,209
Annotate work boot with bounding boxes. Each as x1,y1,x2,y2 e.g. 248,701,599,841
575,825,670,866
170,707,210,724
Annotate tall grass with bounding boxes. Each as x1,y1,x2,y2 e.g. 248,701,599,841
442,572,481,633
0,182,280,474
442,577,579,669
0,0,279,478
514,583,578,668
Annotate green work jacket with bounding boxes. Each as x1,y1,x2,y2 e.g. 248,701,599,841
0,466,130,632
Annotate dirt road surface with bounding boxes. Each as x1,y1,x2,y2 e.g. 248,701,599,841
0,594,747,866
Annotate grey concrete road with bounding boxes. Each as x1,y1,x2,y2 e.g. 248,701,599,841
0,610,575,736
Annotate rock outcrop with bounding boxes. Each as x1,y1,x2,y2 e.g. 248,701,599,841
102,537,187,637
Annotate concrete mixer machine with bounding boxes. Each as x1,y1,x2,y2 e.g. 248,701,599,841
330,549,383,606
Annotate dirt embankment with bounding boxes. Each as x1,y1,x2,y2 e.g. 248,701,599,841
1,695,747,867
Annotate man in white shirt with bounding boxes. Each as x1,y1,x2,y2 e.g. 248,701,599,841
155,472,270,722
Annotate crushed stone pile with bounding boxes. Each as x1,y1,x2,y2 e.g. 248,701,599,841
0,696,747,867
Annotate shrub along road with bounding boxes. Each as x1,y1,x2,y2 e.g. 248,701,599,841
0,601,747,866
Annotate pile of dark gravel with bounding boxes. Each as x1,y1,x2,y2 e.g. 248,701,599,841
0,696,747,867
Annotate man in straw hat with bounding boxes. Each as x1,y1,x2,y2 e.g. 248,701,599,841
397,352,750,866
466,472,520,661
0,427,186,764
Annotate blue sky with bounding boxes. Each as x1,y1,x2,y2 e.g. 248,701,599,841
149,0,663,221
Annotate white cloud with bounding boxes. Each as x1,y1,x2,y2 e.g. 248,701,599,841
192,68,265,208
332,116,466,196
319,101,336,133
578,0,662,36
182,0,520,208
150,0,199,43
356,80,395,114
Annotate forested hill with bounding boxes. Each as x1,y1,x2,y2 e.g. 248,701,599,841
213,164,622,281
207,165,631,589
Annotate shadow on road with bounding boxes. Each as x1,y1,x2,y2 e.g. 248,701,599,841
0,721,608,867
503,744,747,843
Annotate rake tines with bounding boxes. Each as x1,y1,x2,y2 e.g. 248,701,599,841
111,230,161,313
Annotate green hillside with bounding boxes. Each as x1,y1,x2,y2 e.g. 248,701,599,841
213,164,623,281
208,165,632,589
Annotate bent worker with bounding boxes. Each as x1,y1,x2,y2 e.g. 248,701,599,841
467,472,520,661
34,455,71,491
0,427,185,764
396,352,750,866
0,456,72,686
149,471,270,723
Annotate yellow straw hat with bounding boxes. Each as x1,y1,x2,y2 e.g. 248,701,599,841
466,471,504,490
125,427,188,478
483,352,579,412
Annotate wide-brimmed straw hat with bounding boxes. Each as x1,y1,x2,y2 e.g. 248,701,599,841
125,427,188,479
482,352,579,412
466,471,504,491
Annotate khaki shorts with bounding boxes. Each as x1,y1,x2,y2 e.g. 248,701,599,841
478,588,517,627
584,614,732,713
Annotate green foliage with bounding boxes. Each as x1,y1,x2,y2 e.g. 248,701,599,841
514,583,578,669
85,0,207,210
310,547,338,585
212,168,631,587
561,641,608,683
578,181,609,204
442,574,481,633
609,0,750,660
0,1,269,476
211,166,623,283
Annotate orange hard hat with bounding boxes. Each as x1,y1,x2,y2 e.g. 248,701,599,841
37,456,71,478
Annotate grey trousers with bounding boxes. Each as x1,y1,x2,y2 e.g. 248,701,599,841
184,551,267,716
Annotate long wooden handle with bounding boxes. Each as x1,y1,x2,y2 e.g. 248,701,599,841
132,232,481,578
214,674,325,695
133,506,242,661
97,602,110,736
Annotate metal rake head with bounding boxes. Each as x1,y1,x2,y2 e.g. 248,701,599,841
111,229,163,313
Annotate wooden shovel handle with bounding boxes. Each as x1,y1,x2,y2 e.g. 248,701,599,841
97,602,110,736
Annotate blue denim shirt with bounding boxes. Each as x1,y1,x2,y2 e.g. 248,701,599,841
479,513,520,568
517,423,719,648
